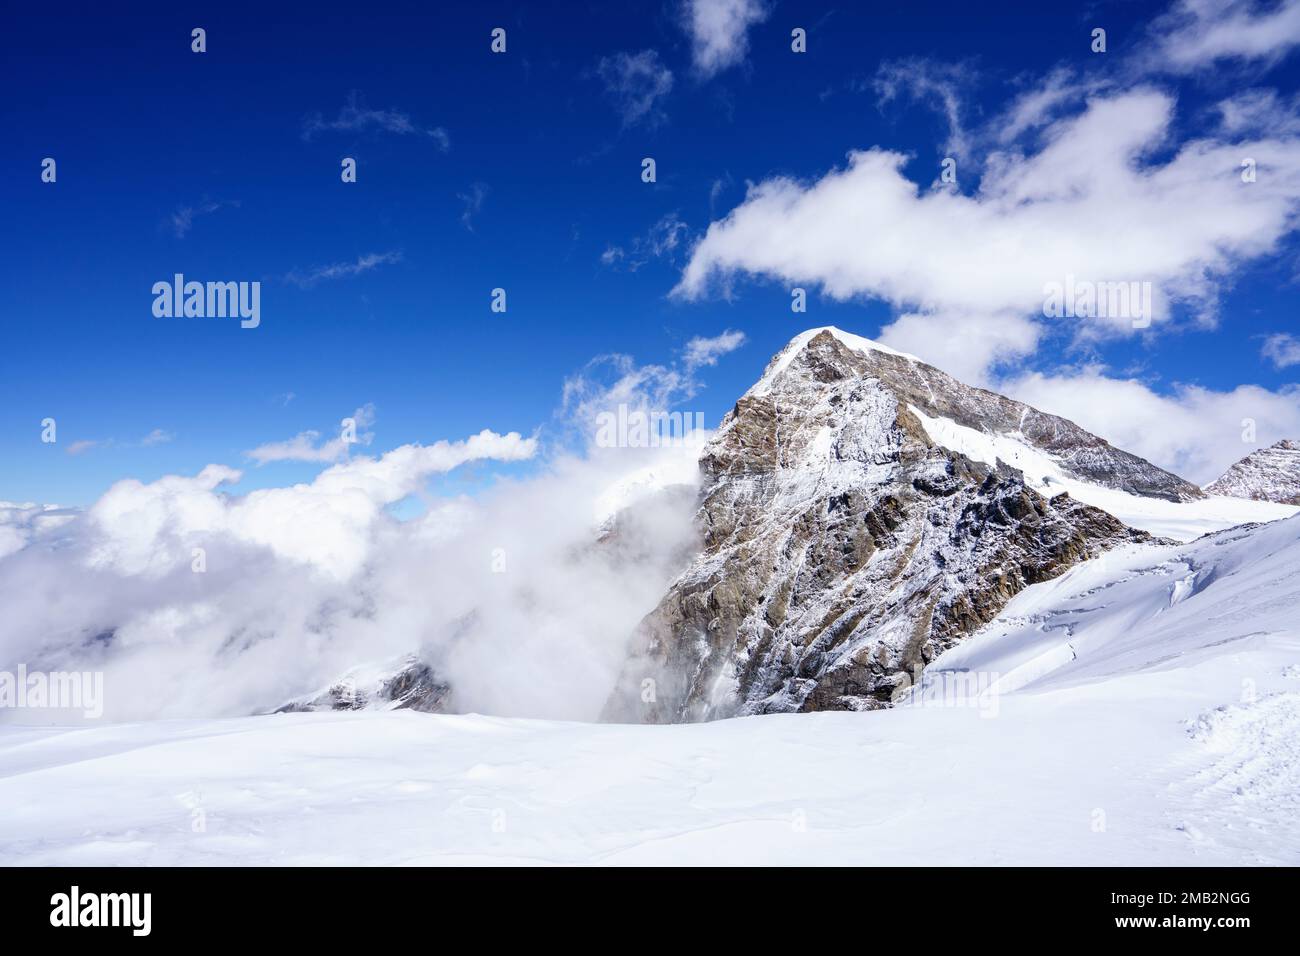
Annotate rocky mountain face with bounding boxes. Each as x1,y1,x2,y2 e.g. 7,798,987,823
1206,440,1300,505
603,328,1169,722
276,654,452,714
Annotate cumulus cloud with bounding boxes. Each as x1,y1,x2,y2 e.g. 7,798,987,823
0,503,76,561
302,91,449,149
0,357,708,723
85,430,536,581
1003,367,1300,485
670,1,1300,471
597,50,674,127
675,90,1300,373
681,0,770,77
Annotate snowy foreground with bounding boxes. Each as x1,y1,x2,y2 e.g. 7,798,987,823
2,517,1299,866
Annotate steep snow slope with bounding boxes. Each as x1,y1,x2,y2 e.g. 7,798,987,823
914,514,1300,698
911,407,1296,541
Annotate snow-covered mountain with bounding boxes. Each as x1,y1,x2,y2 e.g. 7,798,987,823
276,327,1296,723
5,326,1300,865
1206,439,1300,505
603,328,1294,722
4,513,1297,865
275,654,451,714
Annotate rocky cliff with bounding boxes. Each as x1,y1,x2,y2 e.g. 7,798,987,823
604,328,1167,721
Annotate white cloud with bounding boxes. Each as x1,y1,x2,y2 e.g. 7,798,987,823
83,428,537,582
1262,331,1300,368
169,199,239,239
302,91,449,149
0,373,702,723
61,428,175,457
1215,87,1300,135
284,251,402,289
596,50,674,127
1003,366,1300,485
1151,0,1300,72
681,0,770,78
996,68,1099,144
0,502,75,560
601,214,690,272
248,405,376,465
878,311,1042,386
683,329,747,371
875,58,977,160
456,182,490,231
675,89,1300,369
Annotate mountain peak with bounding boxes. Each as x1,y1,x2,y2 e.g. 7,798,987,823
741,325,1202,503
750,327,919,397
1206,440,1300,505
607,326,1164,721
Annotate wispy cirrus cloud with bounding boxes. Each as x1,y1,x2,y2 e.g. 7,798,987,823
1262,331,1300,368
283,251,402,289
64,429,175,456
457,182,490,232
874,58,979,161
596,50,674,128
168,199,240,239
1148,0,1300,73
601,213,690,272
302,91,449,150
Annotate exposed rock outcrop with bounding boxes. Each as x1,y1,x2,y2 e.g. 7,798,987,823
604,329,1166,722
1206,440,1300,505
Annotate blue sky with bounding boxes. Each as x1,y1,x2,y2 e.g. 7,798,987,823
3,0,1300,505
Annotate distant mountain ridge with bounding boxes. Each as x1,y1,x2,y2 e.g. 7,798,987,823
1207,440,1300,505
278,327,1289,723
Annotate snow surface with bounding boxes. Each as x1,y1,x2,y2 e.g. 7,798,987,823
910,405,1298,541
3,515,1298,866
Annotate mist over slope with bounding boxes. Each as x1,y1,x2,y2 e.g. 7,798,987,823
2,327,1295,726
3,513,1297,865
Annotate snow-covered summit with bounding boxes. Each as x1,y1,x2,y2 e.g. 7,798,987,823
1206,439,1300,505
605,328,1299,721
749,326,920,396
